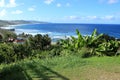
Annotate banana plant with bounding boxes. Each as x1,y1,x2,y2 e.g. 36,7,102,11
86,29,103,47
95,40,120,56
58,38,73,50
75,29,85,49
59,29,103,49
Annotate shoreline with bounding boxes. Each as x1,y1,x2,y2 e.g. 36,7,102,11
1,23,120,41
0,23,45,32
0,22,49,28
0,24,70,42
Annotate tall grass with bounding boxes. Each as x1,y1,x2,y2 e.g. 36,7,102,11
1,55,120,80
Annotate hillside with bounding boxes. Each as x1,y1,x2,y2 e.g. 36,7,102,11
1,55,120,80
0,20,47,27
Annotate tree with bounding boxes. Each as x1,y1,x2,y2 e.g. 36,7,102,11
13,44,31,60
59,29,103,49
28,34,51,50
0,29,17,41
0,43,15,63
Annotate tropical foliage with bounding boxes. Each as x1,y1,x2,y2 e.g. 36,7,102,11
0,33,51,63
0,29,17,42
0,28,120,64
58,29,120,57
27,34,51,50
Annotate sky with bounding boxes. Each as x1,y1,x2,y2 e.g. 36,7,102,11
0,0,120,24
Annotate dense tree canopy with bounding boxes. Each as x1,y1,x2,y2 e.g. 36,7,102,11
28,34,51,50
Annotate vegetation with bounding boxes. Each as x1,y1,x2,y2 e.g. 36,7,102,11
58,29,120,57
27,34,51,50
0,28,120,63
0,29,17,41
0,28,120,79
1,55,120,80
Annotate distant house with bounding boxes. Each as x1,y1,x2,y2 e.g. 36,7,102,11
8,37,15,42
13,38,24,44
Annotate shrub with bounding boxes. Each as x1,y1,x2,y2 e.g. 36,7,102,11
0,43,15,63
28,34,51,50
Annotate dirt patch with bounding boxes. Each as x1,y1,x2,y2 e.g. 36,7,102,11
82,68,120,80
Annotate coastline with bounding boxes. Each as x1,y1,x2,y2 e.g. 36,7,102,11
0,22,44,32
1,23,120,42
0,22,50,29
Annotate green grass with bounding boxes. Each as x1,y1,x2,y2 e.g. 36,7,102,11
1,55,120,80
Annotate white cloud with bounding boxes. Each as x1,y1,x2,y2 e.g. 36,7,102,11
28,6,36,11
108,0,118,4
56,3,61,7
66,3,70,7
0,0,5,7
69,16,80,20
67,16,98,20
7,0,17,8
85,15,115,20
11,10,23,14
44,0,54,5
99,0,119,4
101,15,115,20
66,15,116,21
86,16,98,20
28,7,35,11
0,0,17,8
0,9,6,17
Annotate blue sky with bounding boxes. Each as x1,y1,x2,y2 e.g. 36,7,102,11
0,0,120,24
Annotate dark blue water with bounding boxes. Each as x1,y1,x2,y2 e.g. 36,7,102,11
15,23,120,39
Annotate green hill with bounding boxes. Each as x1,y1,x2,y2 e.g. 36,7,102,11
0,20,47,27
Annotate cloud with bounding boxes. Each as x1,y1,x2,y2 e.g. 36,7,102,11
99,0,119,4
68,16,80,20
101,15,115,20
86,16,98,20
0,9,6,17
28,6,36,11
0,0,5,7
85,16,115,20
0,0,17,8
11,10,23,14
66,15,116,21
108,0,118,4
66,3,70,7
7,0,17,8
66,16,98,20
56,3,61,7
44,0,54,5
28,7,35,11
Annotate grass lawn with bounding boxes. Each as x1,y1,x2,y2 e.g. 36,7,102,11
1,55,120,80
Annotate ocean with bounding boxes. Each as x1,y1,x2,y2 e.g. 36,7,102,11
14,23,120,40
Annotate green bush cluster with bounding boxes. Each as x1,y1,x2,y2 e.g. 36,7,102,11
0,29,120,64
58,29,120,57
0,29,17,42
0,34,51,64
27,34,51,50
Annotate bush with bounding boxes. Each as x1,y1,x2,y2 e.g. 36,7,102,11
60,49,73,56
13,44,32,60
28,34,51,50
77,47,93,58
0,43,15,63
0,29,17,41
